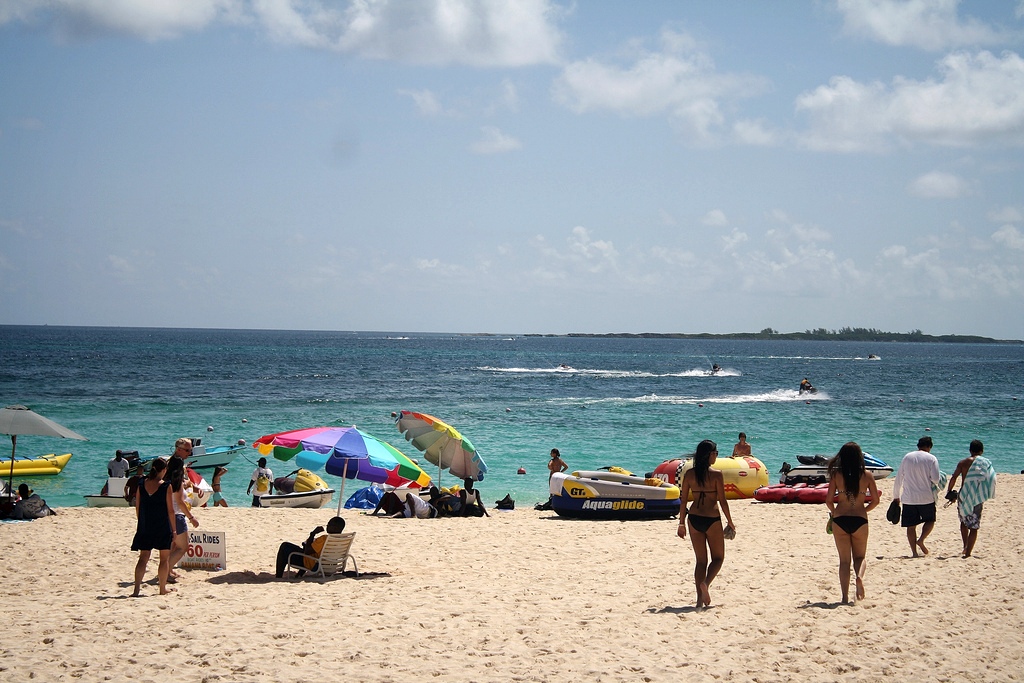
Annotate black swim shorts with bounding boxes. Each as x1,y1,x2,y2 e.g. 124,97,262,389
900,502,936,527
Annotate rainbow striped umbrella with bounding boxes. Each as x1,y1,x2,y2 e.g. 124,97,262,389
253,426,430,515
395,411,487,485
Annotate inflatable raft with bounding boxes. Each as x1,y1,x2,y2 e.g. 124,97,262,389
753,482,877,504
549,470,680,519
0,453,72,476
651,456,769,500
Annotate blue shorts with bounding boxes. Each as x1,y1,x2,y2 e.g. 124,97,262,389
175,513,187,534
901,503,936,527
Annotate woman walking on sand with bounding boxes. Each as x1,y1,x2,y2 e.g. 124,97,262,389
677,440,735,609
165,457,199,578
826,442,879,604
131,459,174,596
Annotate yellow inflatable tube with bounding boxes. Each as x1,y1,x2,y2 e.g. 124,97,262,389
0,453,73,477
653,456,769,500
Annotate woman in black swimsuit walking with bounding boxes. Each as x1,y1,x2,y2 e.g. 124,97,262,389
677,440,735,609
826,442,879,604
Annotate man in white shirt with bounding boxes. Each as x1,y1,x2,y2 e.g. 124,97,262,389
391,492,437,519
892,436,940,557
247,457,275,508
107,451,131,478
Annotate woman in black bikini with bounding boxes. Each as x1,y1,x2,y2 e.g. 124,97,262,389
677,440,735,609
825,442,879,604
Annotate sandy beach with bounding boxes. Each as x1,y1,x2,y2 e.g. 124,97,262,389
3,475,1023,682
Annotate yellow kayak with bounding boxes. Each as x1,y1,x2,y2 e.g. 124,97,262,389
0,453,73,476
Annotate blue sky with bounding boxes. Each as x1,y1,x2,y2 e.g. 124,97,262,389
1,0,1023,338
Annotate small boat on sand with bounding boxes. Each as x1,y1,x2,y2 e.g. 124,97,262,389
0,453,73,476
84,464,213,508
84,477,131,507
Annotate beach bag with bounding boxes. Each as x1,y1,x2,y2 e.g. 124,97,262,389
886,500,901,525
255,473,271,495
495,494,515,510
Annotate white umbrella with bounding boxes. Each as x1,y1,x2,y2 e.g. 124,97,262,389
0,405,88,497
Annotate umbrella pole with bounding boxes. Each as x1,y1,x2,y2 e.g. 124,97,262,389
7,435,15,498
335,459,349,517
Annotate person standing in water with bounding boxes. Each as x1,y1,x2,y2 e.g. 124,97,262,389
209,466,229,507
825,442,879,605
677,440,735,609
547,448,568,481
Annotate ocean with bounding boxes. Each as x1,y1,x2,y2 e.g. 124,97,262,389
1,326,1022,508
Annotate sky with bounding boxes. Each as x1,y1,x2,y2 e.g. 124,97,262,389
1,0,1023,339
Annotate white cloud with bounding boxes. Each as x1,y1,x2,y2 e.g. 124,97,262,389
3,0,564,66
566,226,617,272
399,88,447,116
769,209,831,243
702,209,728,227
836,0,1011,51
796,50,1024,151
5,0,244,41
552,28,767,143
258,0,563,65
721,228,748,252
993,224,1024,250
988,206,1023,223
908,170,970,198
732,119,778,146
471,126,521,154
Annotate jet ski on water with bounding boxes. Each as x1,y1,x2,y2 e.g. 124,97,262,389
798,378,817,394
779,453,893,485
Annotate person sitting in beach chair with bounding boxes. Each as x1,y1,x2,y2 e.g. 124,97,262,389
276,516,346,578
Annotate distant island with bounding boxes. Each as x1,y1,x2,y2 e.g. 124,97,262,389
519,327,1021,344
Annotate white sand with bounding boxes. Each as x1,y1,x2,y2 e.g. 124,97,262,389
2,475,1023,682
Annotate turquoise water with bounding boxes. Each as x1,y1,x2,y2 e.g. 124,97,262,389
1,326,1022,508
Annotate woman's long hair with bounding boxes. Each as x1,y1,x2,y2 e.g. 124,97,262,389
165,457,185,492
827,442,865,500
693,440,717,488
146,458,166,481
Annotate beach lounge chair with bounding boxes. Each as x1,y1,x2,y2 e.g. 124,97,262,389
285,532,359,580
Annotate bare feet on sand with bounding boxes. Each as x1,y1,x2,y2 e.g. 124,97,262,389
698,582,711,608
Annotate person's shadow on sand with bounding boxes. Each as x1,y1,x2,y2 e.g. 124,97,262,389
649,605,712,614
206,570,391,584
798,601,855,610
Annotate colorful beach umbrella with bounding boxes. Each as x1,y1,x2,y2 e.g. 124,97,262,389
395,411,487,484
253,426,430,515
